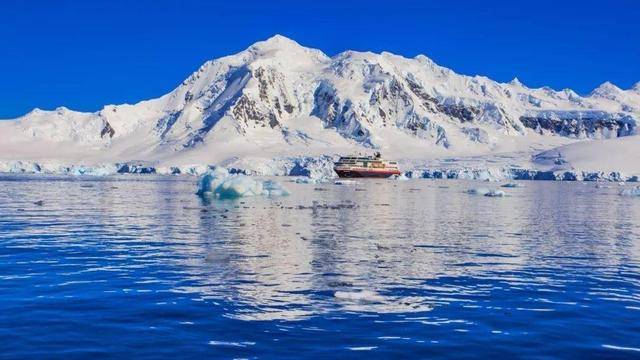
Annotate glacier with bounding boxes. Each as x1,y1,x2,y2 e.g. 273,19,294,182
0,35,638,180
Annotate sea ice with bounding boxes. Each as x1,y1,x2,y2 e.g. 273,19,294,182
197,167,289,199
464,187,491,195
262,180,290,197
484,190,506,197
619,187,640,197
501,182,524,188
334,180,358,185
392,173,410,181
292,176,328,184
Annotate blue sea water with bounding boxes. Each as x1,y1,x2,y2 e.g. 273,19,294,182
1,175,639,359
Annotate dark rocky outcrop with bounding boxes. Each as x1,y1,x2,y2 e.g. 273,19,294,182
520,111,636,138
100,121,115,139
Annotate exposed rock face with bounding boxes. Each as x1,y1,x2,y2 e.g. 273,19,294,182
461,127,490,144
520,111,636,139
438,101,479,122
100,121,115,139
232,95,279,129
312,83,370,142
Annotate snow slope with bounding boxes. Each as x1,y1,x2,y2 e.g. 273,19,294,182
533,135,640,175
0,35,638,175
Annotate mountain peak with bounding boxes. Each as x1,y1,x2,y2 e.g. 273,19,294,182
632,81,640,92
249,34,305,51
244,34,329,65
509,77,524,87
414,54,438,67
591,81,622,97
595,81,621,91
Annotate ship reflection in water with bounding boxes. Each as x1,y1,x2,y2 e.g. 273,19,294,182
1,175,639,357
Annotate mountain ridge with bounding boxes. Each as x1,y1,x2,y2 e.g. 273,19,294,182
0,35,638,172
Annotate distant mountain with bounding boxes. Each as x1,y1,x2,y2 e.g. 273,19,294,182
0,35,638,171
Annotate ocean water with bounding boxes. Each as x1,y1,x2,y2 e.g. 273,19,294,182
1,175,639,359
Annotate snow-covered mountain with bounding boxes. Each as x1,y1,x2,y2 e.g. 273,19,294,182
0,35,638,175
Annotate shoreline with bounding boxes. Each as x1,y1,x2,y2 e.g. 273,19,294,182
1,159,638,183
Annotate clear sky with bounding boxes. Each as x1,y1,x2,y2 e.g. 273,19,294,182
0,0,638,118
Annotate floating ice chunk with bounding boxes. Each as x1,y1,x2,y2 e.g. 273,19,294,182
293,177,314,184
215,176,265,198
464,187,491,195
392,173,410,181
197,167,229,195
501,182,524,188
197,167,289,199
334,179,357,185
262,180,290,197
334,290,385,303
619,187,640,197
465,188,506,197
595,183,611,189
484,190,506,197
292,176,328,184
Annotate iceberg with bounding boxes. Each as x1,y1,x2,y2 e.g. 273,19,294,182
197,167,289,199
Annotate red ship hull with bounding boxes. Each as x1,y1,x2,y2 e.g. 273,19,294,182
334,168,401,178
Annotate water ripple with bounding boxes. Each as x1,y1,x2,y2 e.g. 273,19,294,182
0,175,639,358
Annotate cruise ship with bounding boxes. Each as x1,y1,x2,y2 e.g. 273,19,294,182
333,153,401,178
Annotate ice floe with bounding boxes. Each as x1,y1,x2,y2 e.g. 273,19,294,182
464,188,507,197
464,187,491,195
484,190,506,197
501,182,524,188
291,176,329,184
619,187,640,197
197,167,289,199
392,173,411,181
334,179,358,185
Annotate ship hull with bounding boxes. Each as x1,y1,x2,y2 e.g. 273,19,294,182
334,168,400,178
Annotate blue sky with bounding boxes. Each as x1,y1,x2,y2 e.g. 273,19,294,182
0,0,638,118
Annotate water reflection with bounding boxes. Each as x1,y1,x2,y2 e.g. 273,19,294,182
1,175,639,325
